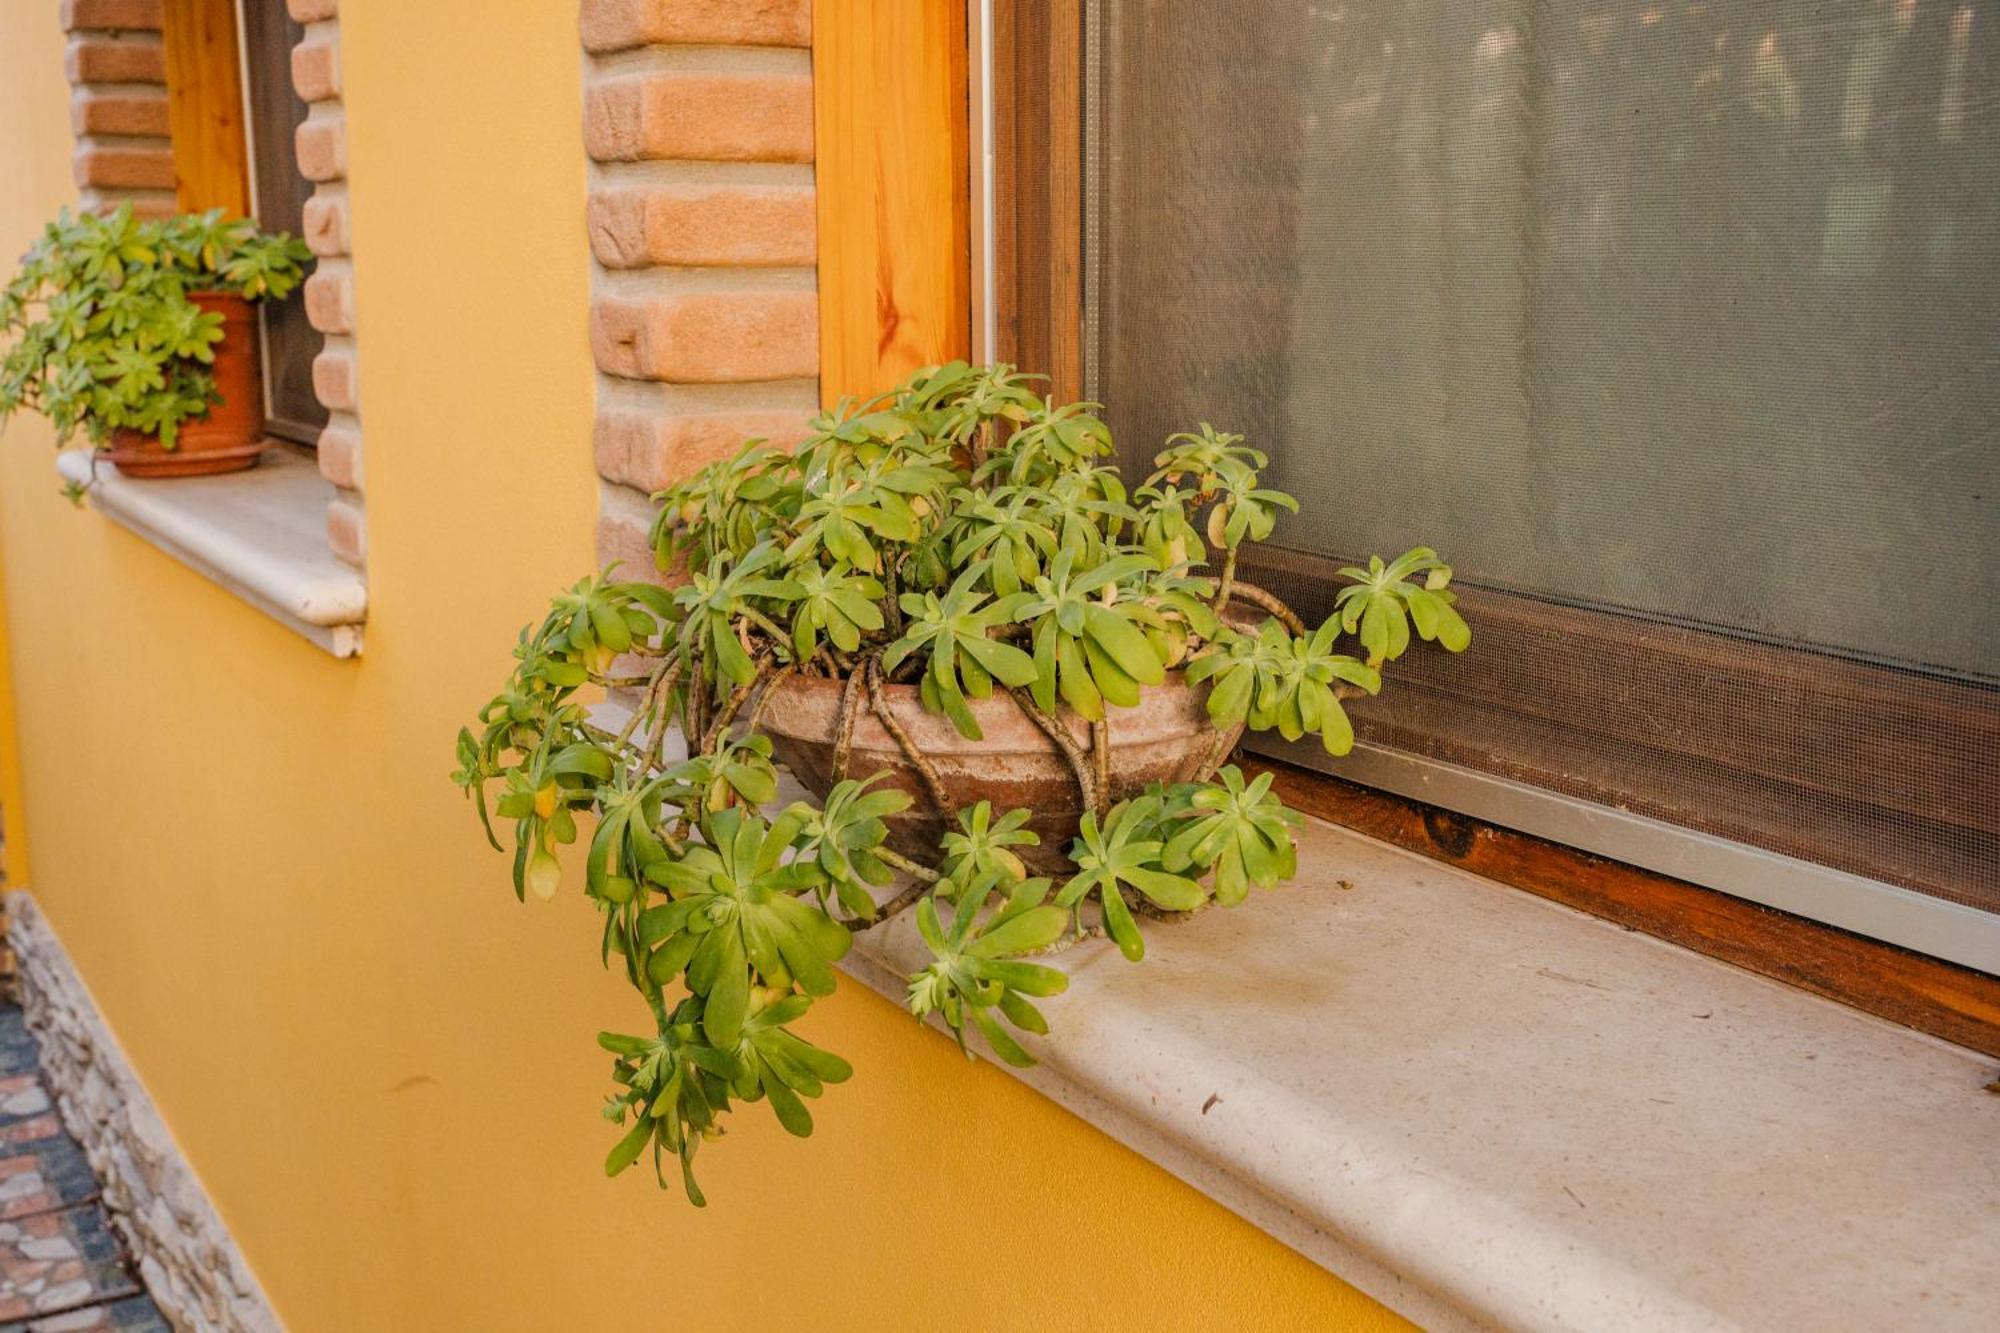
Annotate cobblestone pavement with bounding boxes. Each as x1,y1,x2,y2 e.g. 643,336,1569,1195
0,1002,164,1332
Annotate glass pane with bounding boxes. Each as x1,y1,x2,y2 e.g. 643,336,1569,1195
1087,0,2000,913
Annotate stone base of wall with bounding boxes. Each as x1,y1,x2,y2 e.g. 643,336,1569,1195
5,891,281,1332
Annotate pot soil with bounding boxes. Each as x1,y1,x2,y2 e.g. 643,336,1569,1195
104,291,267,478
760,670,1241,873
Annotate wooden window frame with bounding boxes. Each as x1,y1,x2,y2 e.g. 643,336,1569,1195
988,0,1084,403
814,1,972,401
162,0,323,445
236,0,324,445
984,4,2000,1056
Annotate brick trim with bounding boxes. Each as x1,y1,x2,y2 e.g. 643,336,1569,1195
581,0,820,578
61,1,174,218
287,0,368,569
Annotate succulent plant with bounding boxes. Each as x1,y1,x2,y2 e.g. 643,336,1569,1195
1,205,311,449
454,362,1468,1201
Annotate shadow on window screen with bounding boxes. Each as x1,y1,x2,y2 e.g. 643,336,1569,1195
1092,0,1998,683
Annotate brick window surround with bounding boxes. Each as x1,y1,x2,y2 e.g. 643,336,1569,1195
63,0,174,218
289,0,365,567
58,0,368,572
581,0,820,577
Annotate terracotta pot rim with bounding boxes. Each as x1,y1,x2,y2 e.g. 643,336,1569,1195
760,666,1217,755
761,664,1233,869
767,663,1204,703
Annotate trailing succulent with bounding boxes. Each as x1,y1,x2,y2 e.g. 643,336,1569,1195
454,362,1468,1202
0,205,310,452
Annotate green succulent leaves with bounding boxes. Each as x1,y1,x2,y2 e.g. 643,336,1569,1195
907,873,1071,1067
730,991,855,1137
1017,553,1167,720
453,358,1468,1201
780,563,885,659
986,397,1113,483
598,1017,734,1204
882,567,1037,738
548,568,670,676
1059,796,1206,961
1335,548,1472,665
675,543,795,684
1,205,311,448
950,489,1058,597
1161,767,1300,906
1186,617,1381,756
788,776,910,920
785,459,951,573
641,805,852,1048
939,801,1039,886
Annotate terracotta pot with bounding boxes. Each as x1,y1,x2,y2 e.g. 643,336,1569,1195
760,670,1241,873
104,291,267,478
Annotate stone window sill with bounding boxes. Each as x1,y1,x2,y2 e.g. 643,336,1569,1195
56,447,365,657
837,789,2000,1330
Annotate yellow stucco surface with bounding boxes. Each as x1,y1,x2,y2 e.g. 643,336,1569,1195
0,4,1402,1328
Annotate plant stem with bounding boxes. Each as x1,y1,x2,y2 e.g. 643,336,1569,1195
645,671,680,771
1007,687,1097,813
836,850,938,931
1188,725,1237,784
684,636,707,747
610,689,653,754
612,654,682,757
845,874,934,932
883,561,904,635
738,607,792,652
1212,546,1239,615
1227,580,1307,635
875,846,941,883
877,881,934,927
744,664,794,734
830,667,865,782
1090,717,1112,814
969,419,990,478
701,659,772,754
867,655,957,817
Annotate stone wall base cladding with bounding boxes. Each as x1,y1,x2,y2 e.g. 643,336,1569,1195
6,891,281,1332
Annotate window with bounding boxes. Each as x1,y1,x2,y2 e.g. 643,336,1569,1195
158,0,324,444
990,1,2000,971
58,0,366,656
238,0,325,445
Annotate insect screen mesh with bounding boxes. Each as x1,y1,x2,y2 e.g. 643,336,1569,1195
1085,0,1999,916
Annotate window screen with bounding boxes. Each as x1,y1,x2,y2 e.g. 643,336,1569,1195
241,0,326,445
1085,1,1999,943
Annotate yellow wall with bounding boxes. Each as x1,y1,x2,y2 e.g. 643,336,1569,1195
0,3,1398,1328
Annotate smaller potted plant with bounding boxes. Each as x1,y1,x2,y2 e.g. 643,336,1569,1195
0,205,311,479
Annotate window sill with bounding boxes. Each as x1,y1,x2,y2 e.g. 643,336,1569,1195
56,447,365,657
842,796,2000,1329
